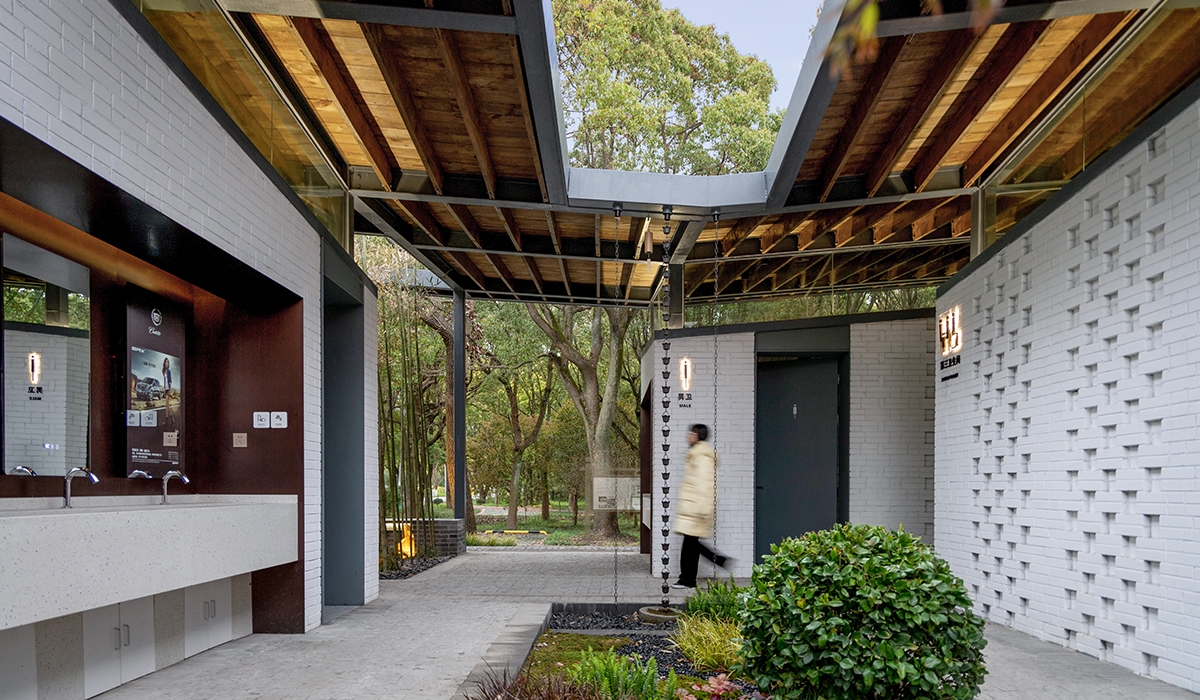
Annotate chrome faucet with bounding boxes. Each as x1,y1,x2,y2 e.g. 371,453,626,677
129,469,154,479
162,470,189,505
9,466,36,476
64,468,98,508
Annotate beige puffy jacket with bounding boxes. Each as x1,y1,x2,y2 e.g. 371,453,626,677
676,441,717,538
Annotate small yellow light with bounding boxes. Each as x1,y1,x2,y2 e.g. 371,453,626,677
28,352,41,384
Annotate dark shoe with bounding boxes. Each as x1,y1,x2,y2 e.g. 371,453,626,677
714,555,733,570
671,581,695,589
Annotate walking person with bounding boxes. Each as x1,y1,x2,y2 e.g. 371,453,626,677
672,424,731,589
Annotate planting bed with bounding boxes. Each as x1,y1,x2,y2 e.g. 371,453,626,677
378,555,455,580
616,635,752,690
549,610,677,632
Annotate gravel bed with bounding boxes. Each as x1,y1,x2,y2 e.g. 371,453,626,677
378,555,455,580
549,611,677,631
616,634,756,693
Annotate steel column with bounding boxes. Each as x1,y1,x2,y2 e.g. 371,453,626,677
453,289,467,519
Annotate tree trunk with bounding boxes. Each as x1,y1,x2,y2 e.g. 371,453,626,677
541,468,550,521
443,339,457,520
507,452,523,530
571,490,579,526
465,470,476,534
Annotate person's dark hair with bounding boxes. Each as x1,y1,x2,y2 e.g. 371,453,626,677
690,424,709,441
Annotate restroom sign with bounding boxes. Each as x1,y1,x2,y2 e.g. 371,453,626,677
938,307,963,356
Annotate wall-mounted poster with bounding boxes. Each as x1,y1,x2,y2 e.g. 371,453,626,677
125,291,185,475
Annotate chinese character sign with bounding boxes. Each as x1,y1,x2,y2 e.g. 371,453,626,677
938,307,963,356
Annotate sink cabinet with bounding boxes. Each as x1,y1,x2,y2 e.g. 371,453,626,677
82,596,155,698
184,578,232,658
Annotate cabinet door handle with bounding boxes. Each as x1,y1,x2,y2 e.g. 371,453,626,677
123,624,130,647
211,599,216,617
204,601,210,620
113,627,121,651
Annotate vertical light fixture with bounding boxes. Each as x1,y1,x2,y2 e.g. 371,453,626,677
28,352,41,385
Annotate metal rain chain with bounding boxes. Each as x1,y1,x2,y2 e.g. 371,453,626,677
659,204,674,607
710,210,720,580
613,205,622,605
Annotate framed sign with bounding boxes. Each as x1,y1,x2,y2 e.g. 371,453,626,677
124,290,186,475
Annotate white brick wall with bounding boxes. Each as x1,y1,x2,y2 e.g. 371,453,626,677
3,330,89,475
647,320,934,577
850,319,937,541
936,95,1200,690
363,289,379,604
0,0,376,628
650,332,757,580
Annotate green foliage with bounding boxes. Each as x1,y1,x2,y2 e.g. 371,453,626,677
566,647,677,700
684,577,745,623
466,533,517,547
555,0,781,175
736,524,987,700
525,633,631,681
672,615,742,673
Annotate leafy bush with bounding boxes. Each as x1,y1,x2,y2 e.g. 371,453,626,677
672,615,742,673
685,576,744,622
466,533,517,546
737,524,986,700
566,648,678,700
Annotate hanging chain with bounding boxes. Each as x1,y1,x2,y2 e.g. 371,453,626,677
711,212,720,580
613,206,621,605
659,206,674,607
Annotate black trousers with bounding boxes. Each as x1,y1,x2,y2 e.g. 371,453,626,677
678,534,723,587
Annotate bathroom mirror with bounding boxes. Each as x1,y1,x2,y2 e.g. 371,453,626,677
3,234,91,476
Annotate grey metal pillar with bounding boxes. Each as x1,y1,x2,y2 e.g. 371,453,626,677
970,188,996,260
668,264,684,329
452,289,467,519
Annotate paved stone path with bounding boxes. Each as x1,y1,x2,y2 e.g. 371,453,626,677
99,549,1197,699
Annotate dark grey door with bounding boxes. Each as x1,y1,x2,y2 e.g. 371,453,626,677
755,357,840,561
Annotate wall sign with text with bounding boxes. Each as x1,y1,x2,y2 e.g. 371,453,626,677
124,291,186,475
938,307,963,382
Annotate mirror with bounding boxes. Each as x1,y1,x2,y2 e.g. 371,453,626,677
3,234,90,476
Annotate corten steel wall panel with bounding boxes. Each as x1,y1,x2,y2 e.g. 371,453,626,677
936,85,1200,691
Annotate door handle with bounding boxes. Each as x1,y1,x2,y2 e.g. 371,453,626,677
204,601,210,620
113,627,121,651
123,624,130,647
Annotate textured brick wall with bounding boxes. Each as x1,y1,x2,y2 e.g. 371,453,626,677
3,331,89,475
363,290,379,603
0,0,376,628
936,94,1200,690
650,332,757,580
850,319,937,541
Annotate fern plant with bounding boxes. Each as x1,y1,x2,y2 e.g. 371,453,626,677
566,648,678,700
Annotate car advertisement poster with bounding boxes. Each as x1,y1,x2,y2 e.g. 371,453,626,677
125,293,185,475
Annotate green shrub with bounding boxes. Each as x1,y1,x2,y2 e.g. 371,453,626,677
736,524,986,700
685,576,744,622
466,533,517,546
671,614,742,673
566,648,678,700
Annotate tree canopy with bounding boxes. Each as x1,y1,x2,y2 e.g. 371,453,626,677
555,0,782,174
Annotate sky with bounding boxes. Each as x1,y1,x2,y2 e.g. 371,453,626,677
661,0,826,113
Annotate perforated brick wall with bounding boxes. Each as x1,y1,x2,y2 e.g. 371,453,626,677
0,0,377,628
935,95,1200,691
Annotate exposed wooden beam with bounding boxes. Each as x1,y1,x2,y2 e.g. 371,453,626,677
525,257,545,293
432,26,499,198
221,0,519,34
743,258,792,293
631,218,651,259
508,36,549,202
396,200,448,244
720,217,763,256
488,253,517,292
290,17,397,190
362,23,446,194
445,203,483,247
912,21,1051,192
450,252,488,289
545,211,562,254
619,262,633,299
759,214,810,254
912,199,973,240
962,13,1130,185
816,36,909,202
866,30,981,197
714,259,757,296
497,207,522,250
559,258,573,296
684,262,712,296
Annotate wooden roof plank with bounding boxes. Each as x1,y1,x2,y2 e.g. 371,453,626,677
962,12,1131,185
497,207,522,250
432,28,499,198
445,203,483,247
912,21,1052,192
363,23,446,193
816,36,909,201
866,29,981,197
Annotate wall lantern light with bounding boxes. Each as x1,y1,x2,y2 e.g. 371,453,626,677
679,357,693,391
938,307,963,356
28,352,41,385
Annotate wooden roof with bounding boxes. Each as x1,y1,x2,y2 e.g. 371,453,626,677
147,0,1200,306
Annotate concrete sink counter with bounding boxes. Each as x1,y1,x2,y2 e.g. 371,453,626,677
0,494,297,630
